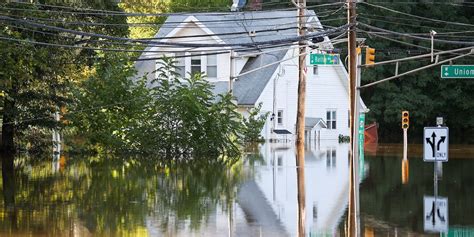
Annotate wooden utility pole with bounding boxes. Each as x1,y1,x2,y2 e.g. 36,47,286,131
295,1,306,158
347,0,359,236
295,0,306,236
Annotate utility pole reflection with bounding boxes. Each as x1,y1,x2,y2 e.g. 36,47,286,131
296,149,305,237
402,158,409,185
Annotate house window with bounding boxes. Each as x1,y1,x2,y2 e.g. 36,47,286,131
175,52,185,78
327,109,336,129
277,110,284,125
207,54,217,78
326,148,336,168
191,54,202,76
313,65,318,75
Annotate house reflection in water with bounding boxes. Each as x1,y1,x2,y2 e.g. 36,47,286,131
238,141,357,236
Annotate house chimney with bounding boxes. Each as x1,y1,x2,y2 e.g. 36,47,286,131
231,0,246,11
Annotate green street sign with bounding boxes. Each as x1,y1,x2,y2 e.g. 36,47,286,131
441,65,474,78
358,113,366,181
310,53,339,65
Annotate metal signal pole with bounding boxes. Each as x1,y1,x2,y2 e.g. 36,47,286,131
347,0,359,236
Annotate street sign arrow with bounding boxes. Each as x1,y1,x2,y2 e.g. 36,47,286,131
424,127,449,162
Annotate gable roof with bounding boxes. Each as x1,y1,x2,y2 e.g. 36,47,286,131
305,117,327,129
154,10,315,47
233,47,288,105
151,10,319,106
143,10,368,108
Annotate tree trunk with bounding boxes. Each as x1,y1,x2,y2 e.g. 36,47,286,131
1,152,15,208
1,97,16,154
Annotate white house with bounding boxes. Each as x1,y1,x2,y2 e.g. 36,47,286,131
135,10,367,141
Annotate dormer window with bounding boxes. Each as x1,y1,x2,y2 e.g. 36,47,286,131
176,53,185,78
164,52,218,79
191,54,202,76
207,54,217,78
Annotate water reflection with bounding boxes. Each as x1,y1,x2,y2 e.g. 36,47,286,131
356,151,474,236
402,158,409,185
0,155,245,236
2,144,474,236
251,141,351,236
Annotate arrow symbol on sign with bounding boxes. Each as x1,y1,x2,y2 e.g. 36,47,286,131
437,136,446,151
426,132,436,157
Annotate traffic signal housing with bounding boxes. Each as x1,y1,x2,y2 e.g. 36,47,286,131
366,47,375,66
402,111,409,129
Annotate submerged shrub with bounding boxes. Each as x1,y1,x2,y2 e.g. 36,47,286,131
71,56,252,159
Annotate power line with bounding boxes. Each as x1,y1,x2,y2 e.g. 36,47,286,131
359,50,473,89
360,2,474,28
359,23,474,46
359,1,474,8
0,8,345,27
0,15,351,48
1,17,302,41
0,2,344,17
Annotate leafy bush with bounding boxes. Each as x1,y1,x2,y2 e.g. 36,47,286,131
70,56,247,159
242,103,268,142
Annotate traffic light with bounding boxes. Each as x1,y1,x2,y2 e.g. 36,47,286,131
402,111,409,129
365,47,375,66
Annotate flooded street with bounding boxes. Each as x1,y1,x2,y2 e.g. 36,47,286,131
0,143,473,236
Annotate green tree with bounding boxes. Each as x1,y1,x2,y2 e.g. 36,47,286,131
0,1,129,156
71,56,247,159
242,103,268,142
357,1,474,143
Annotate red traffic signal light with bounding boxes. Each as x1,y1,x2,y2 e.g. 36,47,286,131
402,111,409,129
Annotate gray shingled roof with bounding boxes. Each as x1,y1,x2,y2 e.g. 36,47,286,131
149,10,318,106
233,47,288,105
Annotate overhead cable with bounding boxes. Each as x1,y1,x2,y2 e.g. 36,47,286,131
361,2,474,27
0,2,344,17
359,23,474,46
0,15,351,48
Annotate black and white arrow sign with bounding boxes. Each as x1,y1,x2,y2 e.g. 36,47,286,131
424,127,449,162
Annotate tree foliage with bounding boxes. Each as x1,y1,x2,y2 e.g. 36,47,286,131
0,1,129,153
71,56,259,159
356,1,474,143
308,1,474,143
242,103,268,142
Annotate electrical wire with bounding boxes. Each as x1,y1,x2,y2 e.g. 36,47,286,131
359,23,474,46
0,15,351,48
360,2,474,28
0,2,344,17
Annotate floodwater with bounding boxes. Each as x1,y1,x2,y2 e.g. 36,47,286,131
0,142,473,236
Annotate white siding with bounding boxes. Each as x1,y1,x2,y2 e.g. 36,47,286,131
255,47,351,141
135,21,354,141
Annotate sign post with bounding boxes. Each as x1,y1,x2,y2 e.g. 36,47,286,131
441,65,474,79
423,123,449,234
